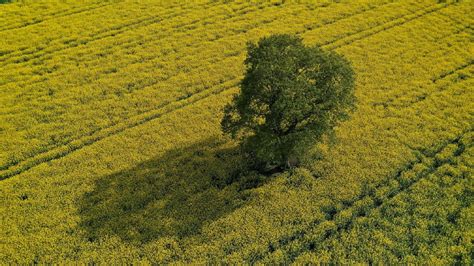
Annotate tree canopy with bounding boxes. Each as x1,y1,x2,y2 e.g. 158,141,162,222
221,34,355,172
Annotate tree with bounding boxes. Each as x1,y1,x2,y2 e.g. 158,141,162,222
221,34,355,172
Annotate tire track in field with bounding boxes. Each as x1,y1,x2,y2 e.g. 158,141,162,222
429,18,472,44
15,0,451,101
0,1,451,178
0,1,120,32
5,0,418,90
0,1,296,91
436,24,473,41
74,0,415,106
288,134,471,262
5,0,421,98
0,0,400,173
0,1,304,121
379,62,473,110
0,2,335,171
0,1,253,67
436,10,474,28
432,60,473,83
324,1,456,50
400,63,474,106
2,1,335,93
0,1,219,66
0,2,267,90
0,2,194,63
17,0,411,89
0,0,408,113
0,0,187,59
434,15,474,40
0,1,119,57
0,78,240,180
0,5,294,120
108,1,457,127
0,1,456,179
371,60,473,109
256,131,469,263
1,0,376,110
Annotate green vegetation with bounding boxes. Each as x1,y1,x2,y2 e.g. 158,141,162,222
0,0,472,264
222,34,355,171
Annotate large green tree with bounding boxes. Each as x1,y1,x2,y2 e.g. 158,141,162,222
221,34,355,172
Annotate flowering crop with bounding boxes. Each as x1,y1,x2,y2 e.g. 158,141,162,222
0,0,472,263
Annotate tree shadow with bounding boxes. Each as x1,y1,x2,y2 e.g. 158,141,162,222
77,137,266,244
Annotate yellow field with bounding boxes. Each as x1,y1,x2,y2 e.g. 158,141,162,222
0,0,473,263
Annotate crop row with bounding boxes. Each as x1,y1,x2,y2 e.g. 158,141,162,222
1,0,422,108
0,1,343,91
0,0,118,33
432,60,473,83
0,1,472,263
0,78,240,180
0,2,314,170
208,49,473,260
0,0,466,179
0,1,406,170
372,62,472,109
181,3,473,258
0,1,294,91
0,1,219,67
325,1,456,50
292,134,473,264
0,0,444,179
295,140,472,264
256,131,470,263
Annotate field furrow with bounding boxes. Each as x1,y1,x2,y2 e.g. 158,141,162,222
0,0,451,178
0,1,120,33
0,0,471,263
0,1,335,91
293,135,473,263
259,132,469,263
1,0,407,171
325,2,456,49
0,1,218,66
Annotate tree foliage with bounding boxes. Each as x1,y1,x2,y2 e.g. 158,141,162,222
2,1,473,263
222,34,355,171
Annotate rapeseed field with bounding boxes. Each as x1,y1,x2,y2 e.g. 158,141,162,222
0,0,472,263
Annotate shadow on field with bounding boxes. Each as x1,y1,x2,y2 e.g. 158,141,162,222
78,137,265,243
